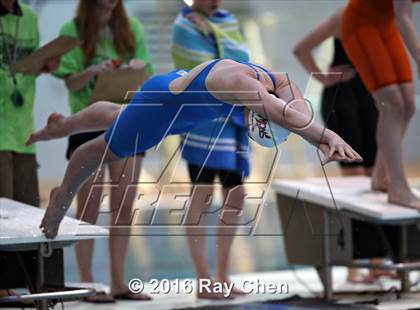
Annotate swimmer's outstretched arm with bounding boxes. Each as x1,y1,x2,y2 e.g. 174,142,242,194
275,79,356,163
236,75,362,164
26,101,122,145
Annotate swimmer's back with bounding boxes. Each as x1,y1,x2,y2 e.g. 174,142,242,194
140,59,278,108
169,59,246,95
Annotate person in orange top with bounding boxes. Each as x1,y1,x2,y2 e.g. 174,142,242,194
341,0,420,210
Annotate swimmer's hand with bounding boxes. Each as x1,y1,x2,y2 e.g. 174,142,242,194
319,135,363,165
320,64,356,87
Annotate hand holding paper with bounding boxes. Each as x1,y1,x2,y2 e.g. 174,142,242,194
90,66,148,104
88,59,117,75
127,59,146,70
10,35,81,75
41,56,61,73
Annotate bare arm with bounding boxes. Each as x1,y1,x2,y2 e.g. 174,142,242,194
270,77,333,147
65,69,97,92
273,75,310,114
234,75,362,163
273,77,353,163
64,60,114,92
238,76,332,146
293,8,355,86
394,0,420,71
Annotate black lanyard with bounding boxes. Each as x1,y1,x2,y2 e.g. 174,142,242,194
0,14,20,70
0,15,24,107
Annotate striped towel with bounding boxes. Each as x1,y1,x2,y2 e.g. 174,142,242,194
171,7,251,177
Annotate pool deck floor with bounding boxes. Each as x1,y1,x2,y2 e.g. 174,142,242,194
32,268,420,310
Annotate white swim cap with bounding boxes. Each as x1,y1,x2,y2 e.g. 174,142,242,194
247,110,290,148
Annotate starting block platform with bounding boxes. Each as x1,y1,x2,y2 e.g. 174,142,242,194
272,176,420,223
0,198,108,251
272,176,420,300
0,198,108,309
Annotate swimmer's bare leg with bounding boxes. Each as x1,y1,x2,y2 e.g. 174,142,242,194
373,85,419,210
40,135,120,238
371,151,390,192
27,101,122,145
215,186,247,296
372,83,416,193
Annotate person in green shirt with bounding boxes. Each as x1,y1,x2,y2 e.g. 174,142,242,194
54,0,153,303
0,0,58,207
0,0,59,301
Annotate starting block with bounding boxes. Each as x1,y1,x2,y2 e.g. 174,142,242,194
272,176,420,300
0,198,108,309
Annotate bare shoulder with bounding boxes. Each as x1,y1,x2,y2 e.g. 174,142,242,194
207,59,254,89
169,60,214,94
206,60,263,104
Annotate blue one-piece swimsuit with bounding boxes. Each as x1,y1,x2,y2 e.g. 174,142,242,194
104,60,277,157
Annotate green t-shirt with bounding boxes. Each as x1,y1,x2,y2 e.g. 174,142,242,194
0,4,39,154
54,17,154,114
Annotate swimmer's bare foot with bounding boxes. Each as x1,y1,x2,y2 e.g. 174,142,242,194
26,112,66,145
371,166,389,192
371,177,389,192
388,186,420,211
371,157,390,192
40,187,69,239
196,278,235,300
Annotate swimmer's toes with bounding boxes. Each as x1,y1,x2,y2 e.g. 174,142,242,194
42,225,58,239
26,131,45,145
389,193,420,211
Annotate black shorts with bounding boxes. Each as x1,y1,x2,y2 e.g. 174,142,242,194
188,164,243,189
321,76,378,168
66,131,145,159
0,151,40,207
